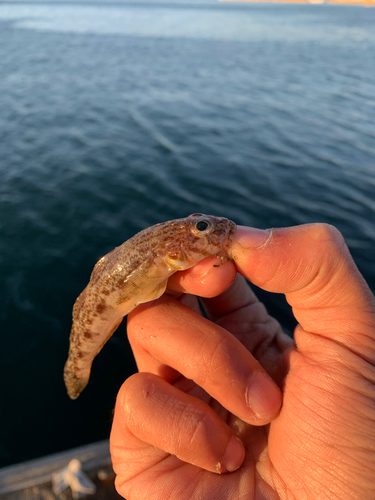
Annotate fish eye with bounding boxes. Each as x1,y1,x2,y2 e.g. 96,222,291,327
192,218,213,236
196,220,209,232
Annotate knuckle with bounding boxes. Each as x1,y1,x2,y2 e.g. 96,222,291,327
126,319,147,348
116,372,156,427
175,403,213,454
310,223,345,248
193,332,229,386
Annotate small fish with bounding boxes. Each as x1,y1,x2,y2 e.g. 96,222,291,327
64,214,237,399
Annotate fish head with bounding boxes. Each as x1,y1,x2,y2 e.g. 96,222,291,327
161,213,237,271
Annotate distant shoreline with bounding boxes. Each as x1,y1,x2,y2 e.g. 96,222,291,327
220,0,375,6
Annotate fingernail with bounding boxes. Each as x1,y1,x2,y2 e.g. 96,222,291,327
219,435,245,473
235,226,271,249
246,371,282,418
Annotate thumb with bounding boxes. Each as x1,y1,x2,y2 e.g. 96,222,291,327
231,223,375,362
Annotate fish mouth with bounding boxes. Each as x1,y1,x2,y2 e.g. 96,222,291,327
225,219,237,242
212,217,236,244
228,219,237,238
223,219,237,258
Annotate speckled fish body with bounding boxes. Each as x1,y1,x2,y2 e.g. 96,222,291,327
64,214,236,399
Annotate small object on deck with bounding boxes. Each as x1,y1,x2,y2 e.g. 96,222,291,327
52,459,96,499
97,468,115,483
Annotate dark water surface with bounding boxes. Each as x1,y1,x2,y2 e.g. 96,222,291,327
0,0,374,467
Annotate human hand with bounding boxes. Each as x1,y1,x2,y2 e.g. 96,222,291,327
110,224,375,500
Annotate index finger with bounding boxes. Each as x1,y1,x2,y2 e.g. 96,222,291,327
167,255,237,298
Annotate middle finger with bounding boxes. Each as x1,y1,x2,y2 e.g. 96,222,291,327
127,296,282,425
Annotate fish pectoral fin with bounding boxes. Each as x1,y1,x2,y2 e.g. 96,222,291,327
138,280,168,304
164,251,192,271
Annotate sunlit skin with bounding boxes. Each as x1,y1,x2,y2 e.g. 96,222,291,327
110,224,375,500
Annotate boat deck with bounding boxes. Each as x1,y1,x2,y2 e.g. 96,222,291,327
0,440,122,500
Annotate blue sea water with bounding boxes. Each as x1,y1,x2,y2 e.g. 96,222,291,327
0,0,374,467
